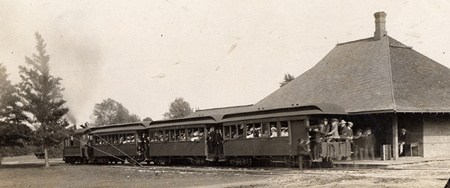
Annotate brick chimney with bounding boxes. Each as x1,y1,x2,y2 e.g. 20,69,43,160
374,12,387,40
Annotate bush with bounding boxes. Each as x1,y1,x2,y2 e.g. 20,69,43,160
0,145,36,157
34,143,64,159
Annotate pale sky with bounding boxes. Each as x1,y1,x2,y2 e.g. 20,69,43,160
1,1,450,125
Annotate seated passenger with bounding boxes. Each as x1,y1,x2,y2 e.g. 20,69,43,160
246,128,254,138
270,127,278,138
191,131,200,141
281,127,289,136
180,133,186,141
254,128,261,138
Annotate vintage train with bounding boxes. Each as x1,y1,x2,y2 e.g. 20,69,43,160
63,103,351,167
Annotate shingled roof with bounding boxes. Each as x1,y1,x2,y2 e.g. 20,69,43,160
256,31,450,113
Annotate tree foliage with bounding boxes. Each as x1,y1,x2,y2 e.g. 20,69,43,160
163,97,194,119
0,64,32,162
17,32,69,167
143,117,153,121
279,73,295,87
91,98,141,126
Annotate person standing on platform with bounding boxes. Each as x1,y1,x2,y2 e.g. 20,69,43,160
297,138,312,171
309,121,326,160
399,128,407,156
207,127,217,160
323,118,330,135
363,128,376,160
353,129,364,160
327,118,340,140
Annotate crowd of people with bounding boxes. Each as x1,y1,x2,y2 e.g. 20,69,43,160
306,118,376,161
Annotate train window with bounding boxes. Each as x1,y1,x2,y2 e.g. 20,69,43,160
229,125,237,139
246,124,254,138
119,134,125,144
254,123,261,138
280,121,289,137
158,130,164,142
137,133,142,143
190,128,198,141
269,122,278,138
149,131,155,142
261,123,270,138
164,130,169,142
173,129,177,141
223,126,230,140
187,129,192,140
180,129,186,141
237,124,244,138
199,128,205,140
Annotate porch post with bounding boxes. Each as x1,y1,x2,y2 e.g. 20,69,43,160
392,113,399,160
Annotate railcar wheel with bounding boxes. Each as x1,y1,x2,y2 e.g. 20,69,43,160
229,157,252,166
155,157,170,165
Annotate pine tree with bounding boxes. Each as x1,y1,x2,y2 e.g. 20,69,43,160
18,32,69,167
0,64,31,164
279,73,295,87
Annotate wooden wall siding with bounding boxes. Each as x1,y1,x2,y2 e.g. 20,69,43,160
423,116,450,158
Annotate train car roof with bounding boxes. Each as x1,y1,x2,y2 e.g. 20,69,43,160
88,121,151,134
148,116,218,129
220,103,347,123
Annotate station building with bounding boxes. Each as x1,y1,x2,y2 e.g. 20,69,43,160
190,12,450,159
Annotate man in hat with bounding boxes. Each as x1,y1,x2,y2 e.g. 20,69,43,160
323,118,330,134
338,120,347,137
297,138,312,170
207,127,217,160
353,129,364,160
346,122,354,140
309,120,326,160
363,128,375,160
399,128,407,156
327,118,340,140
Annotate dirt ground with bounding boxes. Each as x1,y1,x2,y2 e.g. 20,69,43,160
1,156,449,188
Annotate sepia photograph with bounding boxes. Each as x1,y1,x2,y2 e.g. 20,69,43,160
1,1,449,187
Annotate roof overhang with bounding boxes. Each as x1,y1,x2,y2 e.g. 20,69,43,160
221,103,347,123
149,116,218,129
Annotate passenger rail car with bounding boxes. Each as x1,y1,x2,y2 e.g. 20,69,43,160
88,122,150,164
63,122,150,164
220,104,349,167
147,116,219,165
